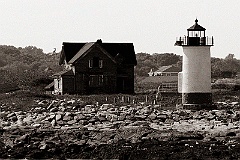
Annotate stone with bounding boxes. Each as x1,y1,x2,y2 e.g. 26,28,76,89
15,134,29,144
32,123,41,127
23,116,33,124
45,114,55,121
47,101,55,110
67,120,77,125
7,112,16,118
79,120,88,125
118,114,126,121
74,114,86,121
59,106,66,112
50,107,58,112
51,119,56,126
101,104,113,111
157,114,168,122
148,113,157,120
9,115,18,122
56,114,62,121
39,141,47,150
57,120,66,126
226,132,236,136
63,115,73,121
98,116,107,122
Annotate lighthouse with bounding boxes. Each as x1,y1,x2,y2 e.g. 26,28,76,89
175,19,214,109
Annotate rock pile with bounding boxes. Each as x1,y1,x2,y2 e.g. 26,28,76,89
1,98,240,158
1,99,240,137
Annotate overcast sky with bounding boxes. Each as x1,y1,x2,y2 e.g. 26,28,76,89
1,0,240,59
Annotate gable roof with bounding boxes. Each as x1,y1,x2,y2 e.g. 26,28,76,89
59,42,86,65
59,40,137,65
68,42,95,64
154,65,181,73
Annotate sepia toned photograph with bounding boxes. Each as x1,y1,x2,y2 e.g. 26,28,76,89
0,0,240,159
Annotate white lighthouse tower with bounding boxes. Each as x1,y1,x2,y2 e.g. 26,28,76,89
175,19,214,109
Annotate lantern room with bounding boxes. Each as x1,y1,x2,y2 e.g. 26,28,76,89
175,19,214,46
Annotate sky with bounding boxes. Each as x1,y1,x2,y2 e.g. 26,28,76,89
1,0,240,59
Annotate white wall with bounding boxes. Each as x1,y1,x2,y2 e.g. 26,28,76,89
182,46,211,93
54,78,63,95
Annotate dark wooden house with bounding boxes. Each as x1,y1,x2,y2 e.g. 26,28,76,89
52,39,137,95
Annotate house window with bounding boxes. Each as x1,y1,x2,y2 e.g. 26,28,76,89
89,75,104,87
89,59,93,68
99,59,103,68
99,75,103,85
89,57,103,68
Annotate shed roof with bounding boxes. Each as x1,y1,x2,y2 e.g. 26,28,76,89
141,76,178,84
44,81,54,91
187,19,206,31
53,70,74,77
154,65,181,73
59,40,137,65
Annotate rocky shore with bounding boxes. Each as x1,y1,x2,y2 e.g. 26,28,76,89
1,98,240,159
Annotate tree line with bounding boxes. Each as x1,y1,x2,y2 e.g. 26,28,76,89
135,52,240,78
0,45,239,90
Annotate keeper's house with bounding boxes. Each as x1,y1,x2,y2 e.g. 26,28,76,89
49,39,137,95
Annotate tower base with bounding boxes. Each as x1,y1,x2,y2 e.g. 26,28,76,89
181,93,215,110
182,93,212,104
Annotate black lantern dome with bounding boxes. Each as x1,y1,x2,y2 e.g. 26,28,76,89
175,19,213,46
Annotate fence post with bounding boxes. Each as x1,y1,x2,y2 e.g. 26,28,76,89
127,96,130,103
152,99,155,105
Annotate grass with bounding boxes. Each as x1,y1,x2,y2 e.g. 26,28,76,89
0,90,53,111
0,88,239,112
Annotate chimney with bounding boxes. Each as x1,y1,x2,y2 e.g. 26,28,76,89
96,39,102,44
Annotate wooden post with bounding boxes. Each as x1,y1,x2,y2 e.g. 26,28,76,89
122,96,124,103
153,99,156,105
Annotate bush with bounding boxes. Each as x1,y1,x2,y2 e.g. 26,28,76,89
31,77,53,87
212,83,236,90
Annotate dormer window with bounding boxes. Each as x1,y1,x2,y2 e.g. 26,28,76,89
89,57,103,68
